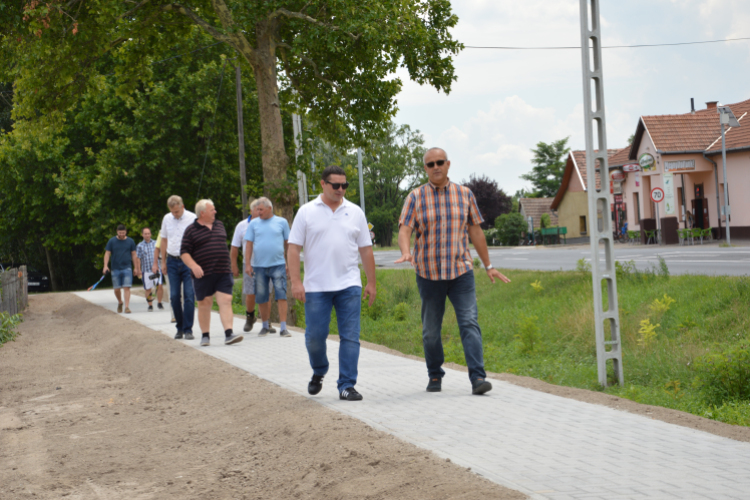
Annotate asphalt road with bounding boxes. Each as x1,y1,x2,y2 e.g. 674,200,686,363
374,242,750,277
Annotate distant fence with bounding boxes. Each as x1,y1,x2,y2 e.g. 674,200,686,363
1,266,28,315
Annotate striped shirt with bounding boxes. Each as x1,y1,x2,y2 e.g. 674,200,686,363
136,240,156,275
180,219,231,275
399,180,484,281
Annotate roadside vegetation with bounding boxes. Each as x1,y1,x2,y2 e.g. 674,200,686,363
277,260,750,426
0,311,22,348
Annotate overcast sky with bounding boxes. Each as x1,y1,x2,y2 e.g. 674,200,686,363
393,0,750,195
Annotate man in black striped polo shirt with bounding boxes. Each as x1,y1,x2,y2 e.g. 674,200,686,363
181,199,243,346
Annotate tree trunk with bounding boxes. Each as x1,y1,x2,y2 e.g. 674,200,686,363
250,25,295,225
243,24,297,326
43,245,59,292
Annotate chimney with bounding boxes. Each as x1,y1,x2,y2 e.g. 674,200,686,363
706,101,718,110
690,98,695,114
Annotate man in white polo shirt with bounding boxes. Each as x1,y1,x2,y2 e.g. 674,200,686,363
154,195,197,340
288,165,377,402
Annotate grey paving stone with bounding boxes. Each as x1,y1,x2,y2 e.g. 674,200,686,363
76,290,750,500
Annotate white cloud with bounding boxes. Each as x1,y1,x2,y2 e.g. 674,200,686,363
393,0,750,195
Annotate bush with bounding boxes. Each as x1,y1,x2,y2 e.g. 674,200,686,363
495,212,527,246
483,228,500,246
540,213,551,229
0,312,22,347
393,302,409,321
693,341,750,405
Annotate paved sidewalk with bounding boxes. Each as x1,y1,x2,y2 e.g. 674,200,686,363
76,290,750,499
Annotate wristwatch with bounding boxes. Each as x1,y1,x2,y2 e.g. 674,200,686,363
485,264,494,270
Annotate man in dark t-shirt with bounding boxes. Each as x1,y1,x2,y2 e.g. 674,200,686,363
103,224,138,313
181,199,243,347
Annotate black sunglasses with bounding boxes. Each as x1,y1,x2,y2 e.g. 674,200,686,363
425,159,447,168
325,180,350,190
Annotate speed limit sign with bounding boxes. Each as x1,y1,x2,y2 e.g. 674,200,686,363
651,187,665,203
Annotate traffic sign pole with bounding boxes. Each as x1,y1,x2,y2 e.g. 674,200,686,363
651,187,665,245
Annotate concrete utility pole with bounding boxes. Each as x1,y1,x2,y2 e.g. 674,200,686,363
292,113,308,207
235,65,248,218
579,0,623,387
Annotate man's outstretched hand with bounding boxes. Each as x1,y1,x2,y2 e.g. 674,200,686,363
394,253,415,266
487,268,511,284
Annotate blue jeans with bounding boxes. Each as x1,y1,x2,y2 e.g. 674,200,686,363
167,256,195,334
305,286,362,392
416,271,487,382
111,268,133,289
254,264,287,303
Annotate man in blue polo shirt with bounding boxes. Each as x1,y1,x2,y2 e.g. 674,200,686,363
103,224,137,314
244,197,291,337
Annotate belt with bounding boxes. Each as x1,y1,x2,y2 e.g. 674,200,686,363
167,254,181,260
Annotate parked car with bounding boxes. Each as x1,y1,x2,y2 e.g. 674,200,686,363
0,262,51,293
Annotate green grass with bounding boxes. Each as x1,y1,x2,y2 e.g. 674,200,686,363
297,264,750,426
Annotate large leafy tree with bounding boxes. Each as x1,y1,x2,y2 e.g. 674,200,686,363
520,137,570,198
0,34,263,290
462,173,511,229
359,122,426,246
6,0,462,222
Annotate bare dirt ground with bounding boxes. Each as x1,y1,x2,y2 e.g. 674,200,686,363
0,293,524,500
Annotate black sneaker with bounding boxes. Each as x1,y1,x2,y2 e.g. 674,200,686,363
184,332,195,341
174,331,184,340
426,378,442,392
225,333,244,345
148,305,154,312
339,387,363,401
308,374,324,395
157,302,165,310
243,312,255,332
471,378,493,395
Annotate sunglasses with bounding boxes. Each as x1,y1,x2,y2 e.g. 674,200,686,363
325,180,350,190
425,159,447,168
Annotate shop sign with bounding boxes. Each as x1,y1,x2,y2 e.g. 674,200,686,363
635,172,640,187
664,159,695,172
613,180,623,194
614,194,623,203
623,163,641,172
639,153,656,172
610,169,625,181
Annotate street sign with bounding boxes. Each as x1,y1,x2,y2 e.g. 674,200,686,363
367,222,374,231
650,187,664,203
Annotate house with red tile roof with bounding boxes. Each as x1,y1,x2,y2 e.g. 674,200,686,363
627,98,750,240
551,98,750,243
550,149,624,240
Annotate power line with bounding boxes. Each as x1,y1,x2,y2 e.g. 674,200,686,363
464,36,750,50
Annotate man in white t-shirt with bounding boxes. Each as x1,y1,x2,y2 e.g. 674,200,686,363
288,165,377,402
230,199,262,332
154,195,197,340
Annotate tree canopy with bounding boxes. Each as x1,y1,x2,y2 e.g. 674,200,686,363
0,34,264,290
520,137,570,198
462,174,511,229
5,0,462,221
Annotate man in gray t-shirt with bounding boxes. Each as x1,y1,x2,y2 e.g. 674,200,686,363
103,224,137,314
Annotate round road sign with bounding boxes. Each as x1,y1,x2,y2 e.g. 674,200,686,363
651,187,665,203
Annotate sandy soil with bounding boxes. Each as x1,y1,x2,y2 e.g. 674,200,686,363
0,293,524,500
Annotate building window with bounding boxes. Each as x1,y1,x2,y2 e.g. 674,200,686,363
580,216,587,235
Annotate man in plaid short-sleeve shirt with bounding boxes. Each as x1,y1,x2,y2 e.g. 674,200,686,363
397,147,510,395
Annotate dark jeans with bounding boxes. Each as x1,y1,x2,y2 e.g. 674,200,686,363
416,271,487,382
304,286,362,392
167,256,195,334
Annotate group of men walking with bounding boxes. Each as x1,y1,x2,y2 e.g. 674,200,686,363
100,147,510,400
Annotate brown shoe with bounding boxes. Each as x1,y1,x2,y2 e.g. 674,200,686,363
124,307,132,314
117,303,123,313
